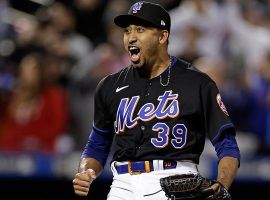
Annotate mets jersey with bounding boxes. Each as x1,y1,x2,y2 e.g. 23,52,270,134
91,57,234,164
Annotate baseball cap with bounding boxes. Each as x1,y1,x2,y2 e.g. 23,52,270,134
114,1,171,31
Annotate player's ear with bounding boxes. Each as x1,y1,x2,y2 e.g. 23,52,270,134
159,30,169,44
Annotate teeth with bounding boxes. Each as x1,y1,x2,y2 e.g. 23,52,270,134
129,46,138,51
129,46,140,55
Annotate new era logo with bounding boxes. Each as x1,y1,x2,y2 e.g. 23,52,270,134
161,20,166,26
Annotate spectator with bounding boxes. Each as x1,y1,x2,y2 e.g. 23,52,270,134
249,51,270,153
71,0,109,46
169,0,226,58
0,52,69,154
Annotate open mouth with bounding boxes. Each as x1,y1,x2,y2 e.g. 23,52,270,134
129,46,141,63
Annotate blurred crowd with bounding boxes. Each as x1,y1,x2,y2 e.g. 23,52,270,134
0,0,270,156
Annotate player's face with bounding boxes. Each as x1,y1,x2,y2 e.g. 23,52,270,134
123,24,162,68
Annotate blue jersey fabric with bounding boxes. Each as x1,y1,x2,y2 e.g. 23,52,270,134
214,129,240,164
81,128,113,167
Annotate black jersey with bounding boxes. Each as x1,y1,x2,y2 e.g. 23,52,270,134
93,57,234,164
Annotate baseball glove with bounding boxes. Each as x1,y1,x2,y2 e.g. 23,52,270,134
160,173,231,200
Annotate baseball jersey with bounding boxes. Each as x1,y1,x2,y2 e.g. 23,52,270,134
92,57,234,164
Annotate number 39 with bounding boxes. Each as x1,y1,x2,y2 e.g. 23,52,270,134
151,123,187,149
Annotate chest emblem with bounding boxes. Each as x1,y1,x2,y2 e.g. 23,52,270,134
114,90,179,134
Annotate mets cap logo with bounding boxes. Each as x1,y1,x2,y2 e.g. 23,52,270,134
216,93,229,116
132,2,143,13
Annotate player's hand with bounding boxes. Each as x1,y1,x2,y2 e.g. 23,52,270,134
210,182,220,195
209,182,231,199
73,169,96,196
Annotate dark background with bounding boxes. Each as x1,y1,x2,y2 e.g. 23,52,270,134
0,178,269,199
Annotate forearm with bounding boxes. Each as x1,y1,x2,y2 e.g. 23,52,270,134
78,157,104,177
217,156,239,189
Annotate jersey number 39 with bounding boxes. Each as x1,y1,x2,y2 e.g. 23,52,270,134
151,123,187,149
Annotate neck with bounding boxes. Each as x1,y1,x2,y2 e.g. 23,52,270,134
144,55,171,79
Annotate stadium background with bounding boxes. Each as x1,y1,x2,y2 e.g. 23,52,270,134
0,0,270,199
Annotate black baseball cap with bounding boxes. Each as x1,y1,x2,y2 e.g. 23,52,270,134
114,1,171,31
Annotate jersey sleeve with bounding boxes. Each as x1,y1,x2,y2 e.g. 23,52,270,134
81,77,114,166
201,80,235,144
93,76,114,133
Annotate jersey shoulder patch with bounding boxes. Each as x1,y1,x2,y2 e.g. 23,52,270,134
216,93,229,116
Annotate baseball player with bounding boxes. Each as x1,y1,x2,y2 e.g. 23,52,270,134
73,1,240,200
